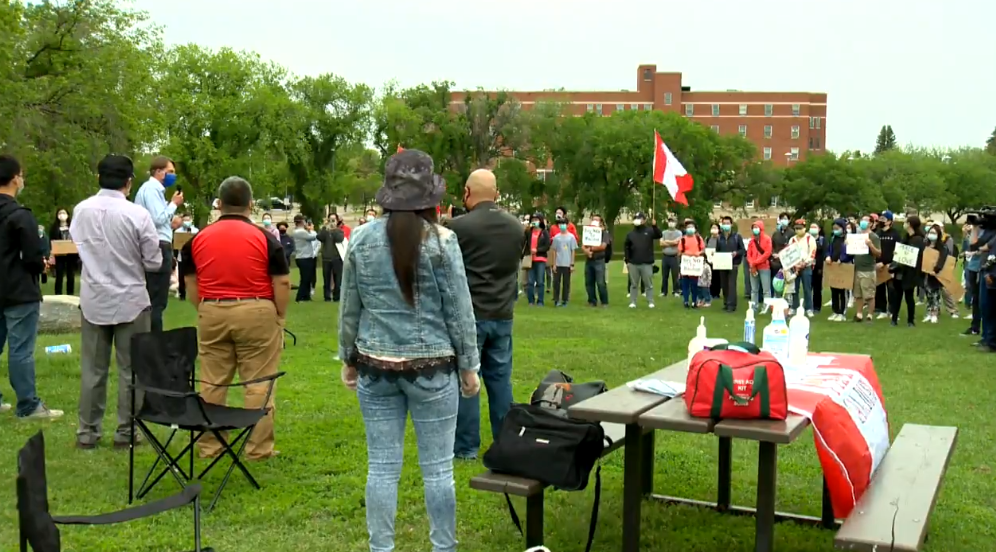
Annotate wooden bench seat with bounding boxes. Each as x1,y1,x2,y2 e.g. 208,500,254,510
834,424,958,552
469,421,632,547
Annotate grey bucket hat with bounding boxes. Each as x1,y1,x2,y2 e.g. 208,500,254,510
376,149,446,212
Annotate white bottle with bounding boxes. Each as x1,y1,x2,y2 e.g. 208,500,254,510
687,316,709,366
761,298,791,366
788,309,811,370
743,303,756,344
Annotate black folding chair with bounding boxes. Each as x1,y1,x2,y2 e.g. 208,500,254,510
128,327,285,512
17,431,213,552
283,328,297,348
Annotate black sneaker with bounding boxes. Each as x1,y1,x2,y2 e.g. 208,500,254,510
961,328,980,337
908,322,915,327
890,320,898,327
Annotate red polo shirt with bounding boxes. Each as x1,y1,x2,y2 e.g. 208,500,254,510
179,215,289,300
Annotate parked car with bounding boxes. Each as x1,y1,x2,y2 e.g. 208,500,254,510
256,197,289,211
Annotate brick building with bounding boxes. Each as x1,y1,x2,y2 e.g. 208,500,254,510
461,64,827,167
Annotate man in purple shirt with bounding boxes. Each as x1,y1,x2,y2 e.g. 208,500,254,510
70,154,163,449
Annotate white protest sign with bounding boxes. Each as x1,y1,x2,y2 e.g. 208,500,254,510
680,256,704,277
704,247,716,263
846,233,869,255
582,225,602,247
893,243,918,268
779,243,804,271
713,252,733,271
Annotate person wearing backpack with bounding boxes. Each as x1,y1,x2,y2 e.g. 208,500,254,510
583,214,611,307
746,220,773,313
678,220,705,308
0,155,63,419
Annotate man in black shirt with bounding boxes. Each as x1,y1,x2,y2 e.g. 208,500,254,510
446,169,522,460
716,215,747,312
624,212,661,308
0,155,63,419
874,211,900,319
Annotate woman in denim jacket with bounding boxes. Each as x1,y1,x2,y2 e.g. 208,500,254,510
339,150,481,552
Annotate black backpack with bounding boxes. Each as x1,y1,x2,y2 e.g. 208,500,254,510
530,370,608,416
483,373,609,552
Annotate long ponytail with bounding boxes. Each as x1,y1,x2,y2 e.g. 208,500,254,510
384,208,439,306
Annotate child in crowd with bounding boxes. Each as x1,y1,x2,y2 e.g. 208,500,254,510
551,218,577,306
697,259,713,307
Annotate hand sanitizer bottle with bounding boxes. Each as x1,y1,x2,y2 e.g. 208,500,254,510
743,303,756,344
761,298,790,366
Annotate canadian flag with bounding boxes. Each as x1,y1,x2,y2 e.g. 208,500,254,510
652,130,694,206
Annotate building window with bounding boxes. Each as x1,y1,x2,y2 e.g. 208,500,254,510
770,195,779,207
536,169,554,182
664,92,672,105
643,68,653,81
616,104,624,112
712,104,720,116
809,137,821,150
809,117,816,129
789,147,799,161
763,147,772,160
738,124,747,137
685,104,694,116
815,117,822,129
586,104,594,113
791,104,800,116
764,104,773,117
711,125,720,133
764,125,772,139
646,104,654,110
596,104,603,115
739,104,748,116
631,104,640,110
791,125,800,139
745,199,755,209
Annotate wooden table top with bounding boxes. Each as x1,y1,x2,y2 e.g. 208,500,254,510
569,361,688,425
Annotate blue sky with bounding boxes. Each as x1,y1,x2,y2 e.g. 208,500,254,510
135,0,994,153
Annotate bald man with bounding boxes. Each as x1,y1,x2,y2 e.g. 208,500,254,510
445,170,523,460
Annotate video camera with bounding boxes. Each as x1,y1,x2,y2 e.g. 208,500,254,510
965,206,996,229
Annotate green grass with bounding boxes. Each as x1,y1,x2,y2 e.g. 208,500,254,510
2,267,994,552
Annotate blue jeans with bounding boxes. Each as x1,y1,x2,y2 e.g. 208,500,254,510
526,261,546,305
791,267,813,311
981,283,995,347
680,276,698,304
750,269,772,309
585,259,608,305
455,319,514,458
0,302,42,417
358,370,459,552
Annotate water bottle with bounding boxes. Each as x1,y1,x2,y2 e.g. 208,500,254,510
45,344,72,354
743,303,756,344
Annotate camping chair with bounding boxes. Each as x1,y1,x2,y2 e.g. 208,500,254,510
283,328,297,348
128,327,285,512
17,431,213,552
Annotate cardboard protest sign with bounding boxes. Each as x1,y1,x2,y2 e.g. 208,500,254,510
172,232,195,250
680,256,704,277
50,240,77,256
825,262,855,290
876,264,892,285
582,225,602,247
921,248,964,298
892,243,919,268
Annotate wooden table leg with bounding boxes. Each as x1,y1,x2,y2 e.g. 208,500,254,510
526,492,544,548
622,423,644,552
641,430,655,495
717,436,733,511
754,441,778,552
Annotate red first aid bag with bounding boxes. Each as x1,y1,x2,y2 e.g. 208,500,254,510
685,342,788,420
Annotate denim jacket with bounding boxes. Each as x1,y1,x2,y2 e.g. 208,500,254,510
338,216,480,372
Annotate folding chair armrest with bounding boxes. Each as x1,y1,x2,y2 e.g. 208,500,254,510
135,383,198,399
53,484,201,526
283,328,297,345
198,371,287,388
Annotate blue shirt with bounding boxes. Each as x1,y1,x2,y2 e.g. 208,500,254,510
338,216,480,372
134,177,177,243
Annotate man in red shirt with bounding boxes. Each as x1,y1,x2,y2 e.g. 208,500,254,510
180,176,291,461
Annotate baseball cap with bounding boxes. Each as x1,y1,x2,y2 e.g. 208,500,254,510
880,210,894,221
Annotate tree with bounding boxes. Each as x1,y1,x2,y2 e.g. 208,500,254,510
874,125,897,154
986,127,996,155
779,152,878,219
935,148,996,222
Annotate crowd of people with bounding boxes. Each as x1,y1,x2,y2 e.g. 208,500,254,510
2,147,995,552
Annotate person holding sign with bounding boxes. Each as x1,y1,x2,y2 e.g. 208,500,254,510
714,215,746,312
46,207,78,295
173,213,198,300
888,216,925,327
678,220,705,308
922,223,951,324
786,218,818,317
824,219,853,321
850,215,881,322
873,211,901,319
583,215,611,307
623,211,661,308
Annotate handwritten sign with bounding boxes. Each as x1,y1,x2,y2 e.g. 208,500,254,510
779,243,803,271
172,232,195,250
845,233,868,256
680,256,704,277
825,262,855,289
713,252,733,271
893,243,919,268
582,225,602,247
50,240,77,256
704,247,716,263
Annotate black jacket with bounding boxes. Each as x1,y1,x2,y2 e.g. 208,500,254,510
771,227,792,253
715,230,746,266
446,201,523,320
877,227,900,264
317,226,345,262
893,234,925,290
521,226,551,258
623,224,662,265
0,195,45,308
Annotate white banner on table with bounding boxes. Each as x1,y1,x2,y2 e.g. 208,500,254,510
845,233,869,255
893,242,918,267
680,256,704,276
582,225,602,247
779,243,803,271
713,252,733,270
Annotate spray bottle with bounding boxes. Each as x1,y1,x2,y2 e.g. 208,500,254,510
761,298,790,365
687,316,728,365
788,309,811,370
743,303,756,345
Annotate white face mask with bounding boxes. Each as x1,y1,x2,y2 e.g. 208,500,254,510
633,218,644,226
710,228,719,235
667,222,676,228
57,213,68,222
591,221,601,228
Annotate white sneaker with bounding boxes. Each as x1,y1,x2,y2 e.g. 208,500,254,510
806,310,814,318
847,299,854,308
923,315,931,323
824,300,833,307
827,313,837,320
930,315,938,324
875,312,889,320
629,303,636,308
967,314,973,321
20,403,64,420
951,313,960,319
0,403,11,413
648,303,656,309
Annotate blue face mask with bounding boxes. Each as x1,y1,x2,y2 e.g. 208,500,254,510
182,221,191,228
752,228,760,236
833,228,843,236
559,224,566,231
163,173,177,187
685,227,695,236
927,233,937,241
263,219,272,227
720,224,731,233
859,220,869,230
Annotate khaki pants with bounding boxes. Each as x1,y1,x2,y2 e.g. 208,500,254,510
196,300,283,460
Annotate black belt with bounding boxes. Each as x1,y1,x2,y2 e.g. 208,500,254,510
201,297,268,303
